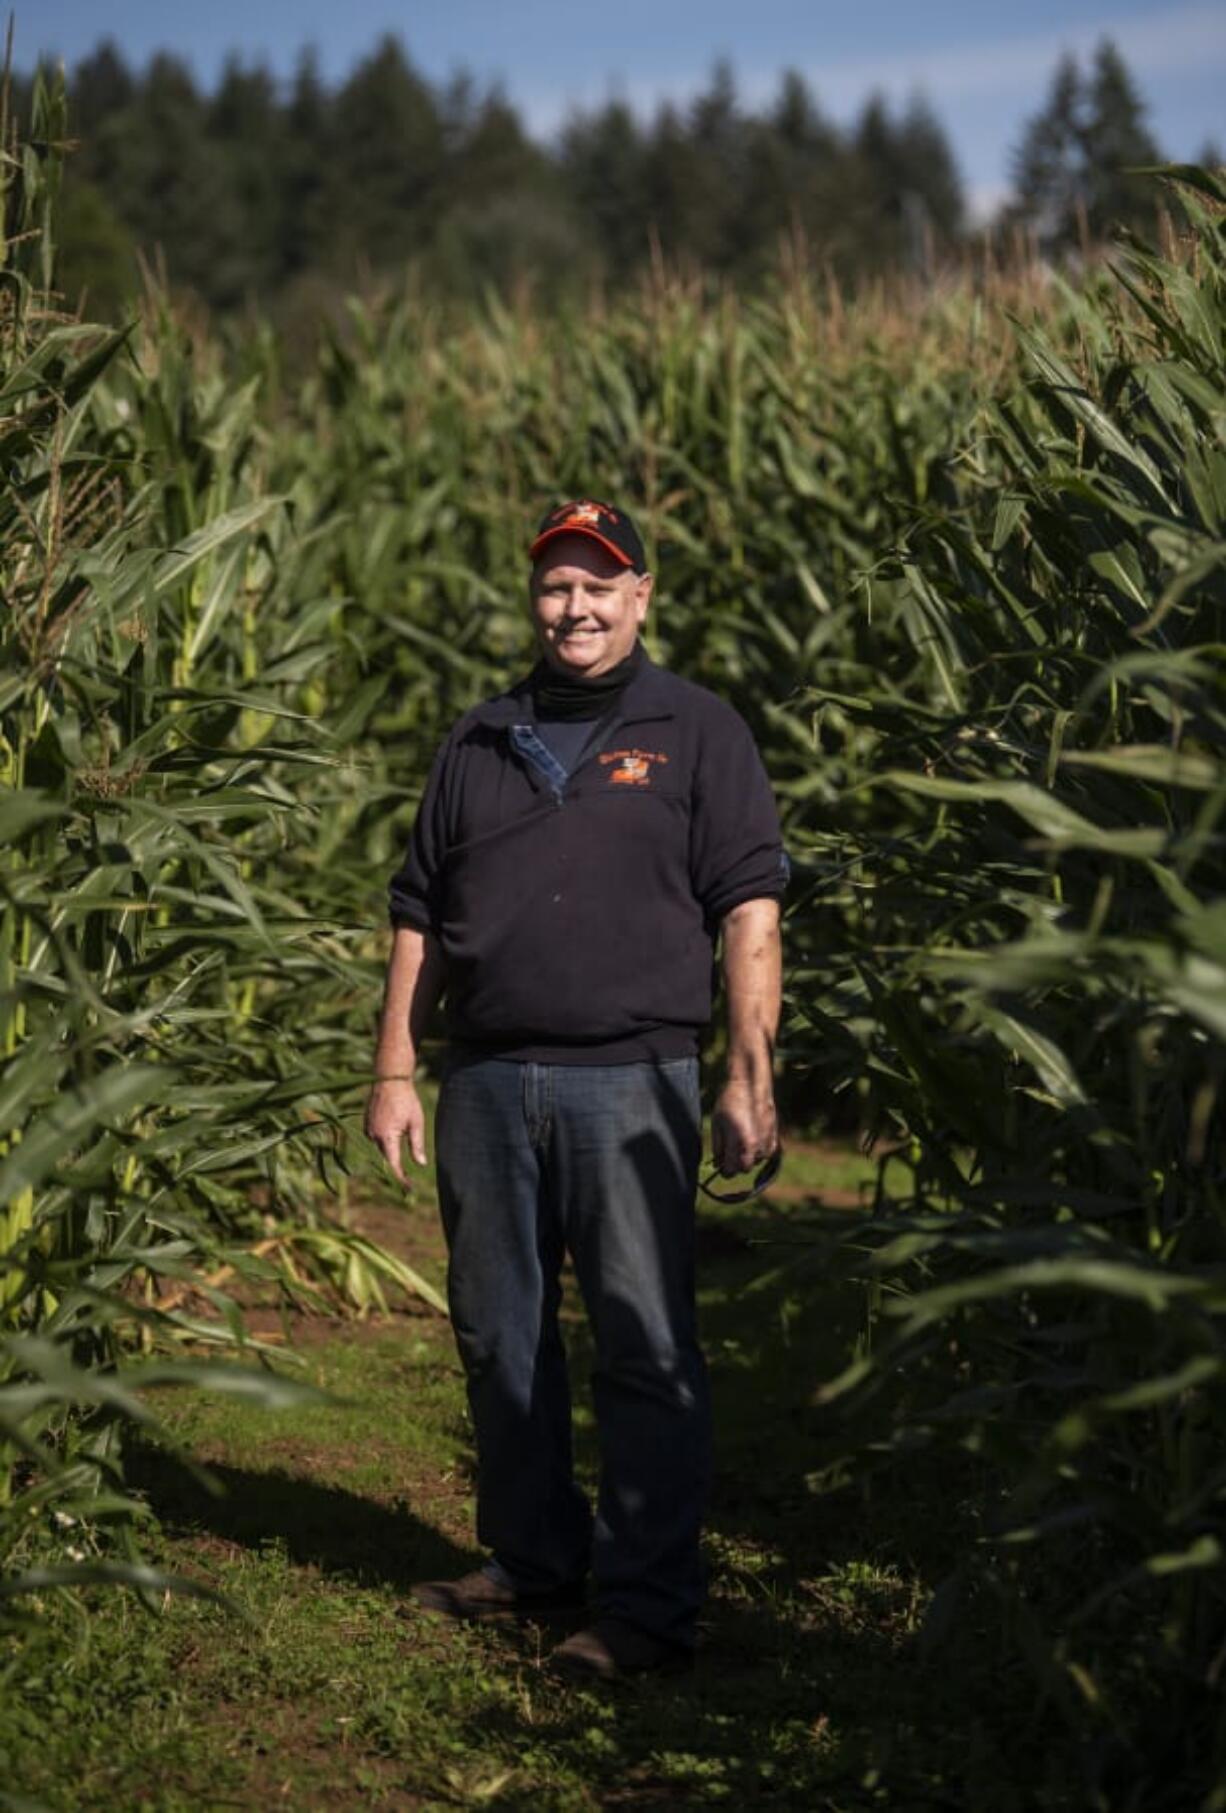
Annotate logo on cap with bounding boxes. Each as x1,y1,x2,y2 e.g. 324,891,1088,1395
555,500,612,528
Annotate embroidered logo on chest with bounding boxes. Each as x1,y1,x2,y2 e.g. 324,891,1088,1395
600,748,669,788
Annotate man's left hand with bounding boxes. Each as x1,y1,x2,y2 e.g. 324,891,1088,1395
711,1076,778,1177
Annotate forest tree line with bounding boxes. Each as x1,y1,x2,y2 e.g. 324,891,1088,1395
19,32,1197,321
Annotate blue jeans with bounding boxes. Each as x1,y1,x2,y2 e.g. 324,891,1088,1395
434,1055,710,1647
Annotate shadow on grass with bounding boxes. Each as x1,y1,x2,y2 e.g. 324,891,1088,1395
124,1197,1129,1809
430,1593,990,1811
130,1193,966,1634
125,1448,473,1592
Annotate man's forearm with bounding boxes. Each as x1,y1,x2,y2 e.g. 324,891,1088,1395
710,897,782,1173
373,925,446,1079
722,897,782,1084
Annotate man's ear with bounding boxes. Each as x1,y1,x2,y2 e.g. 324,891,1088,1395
634,572,654,623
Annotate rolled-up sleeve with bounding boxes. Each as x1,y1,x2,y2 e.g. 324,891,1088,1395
388,734,453,932
689,705,788,927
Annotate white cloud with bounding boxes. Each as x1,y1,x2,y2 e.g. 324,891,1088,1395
788,1,1226,115
521,2,1226,135
966,182,1012,228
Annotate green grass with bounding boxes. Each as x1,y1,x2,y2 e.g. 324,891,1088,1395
0,1141,1138,1812
762,1137,880,1204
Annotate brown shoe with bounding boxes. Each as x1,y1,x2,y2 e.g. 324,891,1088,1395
548,1616,693,1682
411,1567,587,1625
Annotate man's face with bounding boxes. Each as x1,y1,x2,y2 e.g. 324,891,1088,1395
529,535,653,679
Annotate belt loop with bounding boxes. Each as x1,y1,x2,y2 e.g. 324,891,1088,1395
521,1061,535,1144
523,1061,551,1151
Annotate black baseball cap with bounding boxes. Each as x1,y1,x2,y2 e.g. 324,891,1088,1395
529,499,647,574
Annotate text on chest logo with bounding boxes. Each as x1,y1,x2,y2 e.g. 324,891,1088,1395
601,748,669,786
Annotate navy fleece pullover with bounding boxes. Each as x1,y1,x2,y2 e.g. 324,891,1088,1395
388,649,786,1063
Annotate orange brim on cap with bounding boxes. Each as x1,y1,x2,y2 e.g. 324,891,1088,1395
529,524,635,567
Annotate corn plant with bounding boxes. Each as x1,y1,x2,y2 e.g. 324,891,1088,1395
0,72,441,1607
779,172,1226,1787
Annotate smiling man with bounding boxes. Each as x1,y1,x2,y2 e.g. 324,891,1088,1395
366,498,785,1680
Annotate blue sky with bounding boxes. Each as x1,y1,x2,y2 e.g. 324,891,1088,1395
27,1,1226,216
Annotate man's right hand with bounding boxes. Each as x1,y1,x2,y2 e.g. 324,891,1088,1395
364,1077,428,1182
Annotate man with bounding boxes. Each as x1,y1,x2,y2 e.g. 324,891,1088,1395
366,499,784,1680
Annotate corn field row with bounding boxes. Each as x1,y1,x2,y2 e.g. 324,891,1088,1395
3,68,1224,1792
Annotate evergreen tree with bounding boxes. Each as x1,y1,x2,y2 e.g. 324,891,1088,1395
896,96,964,244
561,100,650,270
97,53,234,301
280,49,334,280
44,29,994,311
436,87,580,296
773,67,836,158
636,61,751,274
741,70,843,271
685,60,752,271
640,102,704,268
1083,39,1162,239
855,93,907,199
207,56,284,303
450,88,553,204
849,93,914,271
71,40,133,136
58,43,139,313
330,36,445,272
1010,54,1086,249
1010,42,1164,253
